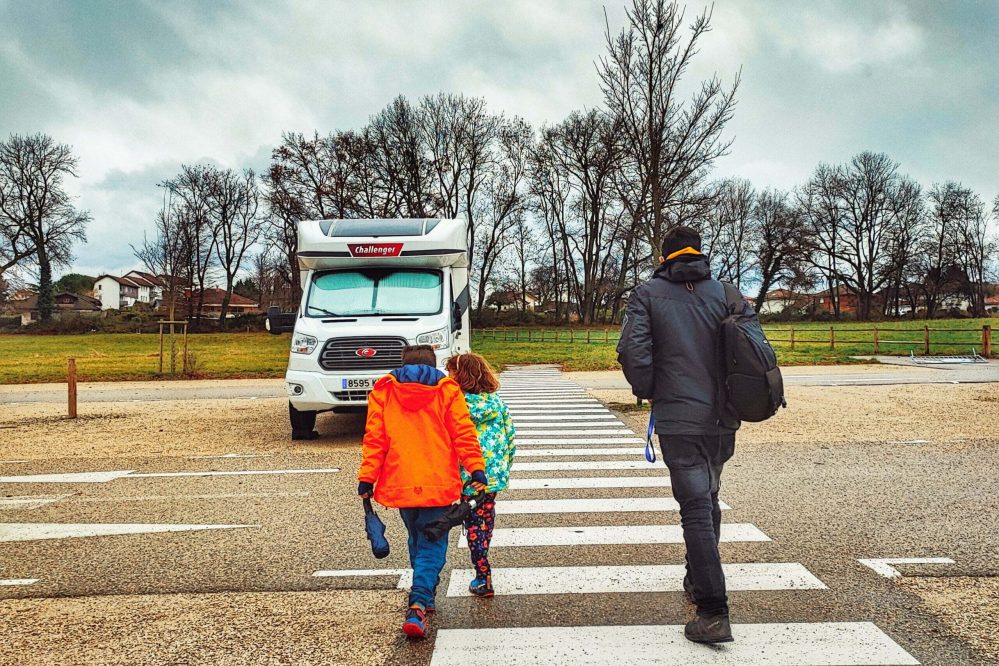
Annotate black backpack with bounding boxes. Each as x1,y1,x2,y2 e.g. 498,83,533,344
718,283,786,422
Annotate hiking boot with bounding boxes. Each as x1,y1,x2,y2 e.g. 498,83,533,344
402,605,428,639
682,574,696,604
684,614,733,644
424,601,435,615
469,575,494,598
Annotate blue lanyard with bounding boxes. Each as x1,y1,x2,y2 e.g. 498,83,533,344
645,412,657,463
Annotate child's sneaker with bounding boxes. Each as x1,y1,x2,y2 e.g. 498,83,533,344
402,604,428,639
468,575,494,597
425,601,435,615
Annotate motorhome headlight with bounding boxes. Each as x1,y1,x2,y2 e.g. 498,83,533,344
416,327,449,350
291,333,318,354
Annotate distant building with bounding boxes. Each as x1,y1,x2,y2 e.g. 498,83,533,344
757,289,809,316
184,287,259,316
6,292,101,326
94,271,167,310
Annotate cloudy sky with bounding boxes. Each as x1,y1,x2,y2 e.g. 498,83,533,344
2,0,996,279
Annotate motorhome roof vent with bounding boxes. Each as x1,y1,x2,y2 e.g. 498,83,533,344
327,219,439,238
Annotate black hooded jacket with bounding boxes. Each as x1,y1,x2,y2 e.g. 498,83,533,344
616,254,753,435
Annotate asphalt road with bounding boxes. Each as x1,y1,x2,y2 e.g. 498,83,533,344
2,358,997,406
2,367,996,664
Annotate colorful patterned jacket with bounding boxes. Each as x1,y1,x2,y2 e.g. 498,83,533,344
459,391,516,493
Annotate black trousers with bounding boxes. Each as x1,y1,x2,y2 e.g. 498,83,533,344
659,433,735,617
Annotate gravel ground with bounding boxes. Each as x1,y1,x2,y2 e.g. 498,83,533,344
897,577,999,665
2,383,997,461
0,398,356,460
0,590,403,666
600,382,999,446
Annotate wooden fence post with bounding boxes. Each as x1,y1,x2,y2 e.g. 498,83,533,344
829,326,835,350
790,328,795,351
984,325,993,358
604,329,609,343
923,325,930,355
587,329,592,344
158,323,164,374
67,358,77,419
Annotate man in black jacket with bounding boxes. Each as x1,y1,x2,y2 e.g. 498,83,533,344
617,226,753,644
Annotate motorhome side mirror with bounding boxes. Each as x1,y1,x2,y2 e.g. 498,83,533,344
451,302,463,331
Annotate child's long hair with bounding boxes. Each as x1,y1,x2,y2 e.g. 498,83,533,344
446,352,500,395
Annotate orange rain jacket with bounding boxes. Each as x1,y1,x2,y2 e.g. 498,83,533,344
358,367,485,508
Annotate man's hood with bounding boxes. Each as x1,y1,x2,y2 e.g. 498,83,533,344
655,253,712,283
386,364,446,410
463,391,505,424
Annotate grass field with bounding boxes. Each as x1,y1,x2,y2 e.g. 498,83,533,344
0,319,993,384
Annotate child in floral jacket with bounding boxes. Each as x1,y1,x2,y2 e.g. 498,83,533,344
446,352,516,597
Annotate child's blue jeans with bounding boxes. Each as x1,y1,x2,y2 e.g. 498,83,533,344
399,506,450,608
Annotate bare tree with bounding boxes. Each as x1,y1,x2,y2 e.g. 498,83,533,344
162,165,218,324
472,117,532,316
541,110,624,324
703,178,754,287
0,134,91,320
207,168,261,325
599,0,739,256
951,190,993,317
749,188,808,309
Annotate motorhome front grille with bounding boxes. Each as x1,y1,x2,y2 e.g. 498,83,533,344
331,390,370,402
319,336,407,371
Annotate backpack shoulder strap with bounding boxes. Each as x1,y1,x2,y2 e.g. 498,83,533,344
720,282,744,315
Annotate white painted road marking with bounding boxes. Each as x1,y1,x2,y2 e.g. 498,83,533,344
0,468,339,483
508,409,608,414
514,413,617,422
188,453,273,459
513,419,634,434
0,460,29,464
430,623,918,665
0,495,72,510
0,523,259,543
127,468,340,479
858,557,955,578
0,471,135,484
515,447,643,457
75,491,311,503
460,524,769,548
496,497,729,514
447,562,823,597
0,578,38,586
515,429,637,436
312,568,413,589
516,437,644,445
513,460,663,471
509,476,671,490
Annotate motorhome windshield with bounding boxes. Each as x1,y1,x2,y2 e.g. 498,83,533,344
306,269,443,317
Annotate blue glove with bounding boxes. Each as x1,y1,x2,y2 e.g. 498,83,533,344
357,481,374,497
470,470,488,486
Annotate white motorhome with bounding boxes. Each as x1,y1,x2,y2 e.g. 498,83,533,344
267,218,471,439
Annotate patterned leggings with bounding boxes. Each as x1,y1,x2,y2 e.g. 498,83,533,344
464,492,497,579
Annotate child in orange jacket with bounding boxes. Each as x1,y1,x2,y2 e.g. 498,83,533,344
357,345,487,639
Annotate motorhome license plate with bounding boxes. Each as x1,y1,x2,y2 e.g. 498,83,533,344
342,378,375,390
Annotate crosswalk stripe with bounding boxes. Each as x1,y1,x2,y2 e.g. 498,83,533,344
515,430,645,445
496,497,716,514
513,421,624,427
460,524,769,548
513,460,663,471
446,562,823,597
512,414,619,421
430,623,918,665
509,476,671,489
515,447,644,457
508,409,609,414
312,568,412,589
